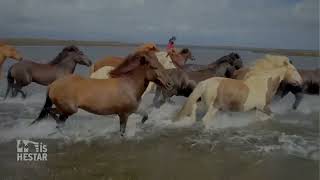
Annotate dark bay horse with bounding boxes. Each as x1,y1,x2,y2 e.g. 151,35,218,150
31,51,173,136
5,46,92,99
276,68,319,109
183,52,242,72
153,54,243,107
0,43,22,78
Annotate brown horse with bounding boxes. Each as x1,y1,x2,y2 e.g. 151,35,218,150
166,48,195,68
153,57,241,107
5,46,91,99
90,43,159,72
0,43,22,78
31,51,172,136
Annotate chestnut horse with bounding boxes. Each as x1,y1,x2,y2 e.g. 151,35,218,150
176,55,303,128
0,43,22,78
5,46,91,99
31,51,172,136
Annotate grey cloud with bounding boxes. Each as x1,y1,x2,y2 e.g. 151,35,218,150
0,0,318,49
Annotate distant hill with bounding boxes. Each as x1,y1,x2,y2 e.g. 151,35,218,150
1,38,319,57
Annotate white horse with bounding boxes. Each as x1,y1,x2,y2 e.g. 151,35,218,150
175,55,303,128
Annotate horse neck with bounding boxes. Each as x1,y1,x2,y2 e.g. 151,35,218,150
55,58,77,73
244,68,286,97
119,67,149,99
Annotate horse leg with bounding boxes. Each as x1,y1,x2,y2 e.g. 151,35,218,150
11,83,26,99
18,88,27,99
292,92,303,110
137,108,148,124
255,106,273,121
56,114,68,129
201,105,218,130
119,113,129,136
153,87,162,108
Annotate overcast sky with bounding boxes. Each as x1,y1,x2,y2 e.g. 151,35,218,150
0,0,318,49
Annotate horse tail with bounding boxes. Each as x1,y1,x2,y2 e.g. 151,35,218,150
4,66,14,99
175,82,206,121
30,92,52,125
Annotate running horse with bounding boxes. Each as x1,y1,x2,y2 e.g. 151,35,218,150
31,51,173,136
183,52,242,72
0,43,22,79
153,54,243,107
176,55,303,128
5,46,92,99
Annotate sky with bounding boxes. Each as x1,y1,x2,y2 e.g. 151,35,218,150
0,0,319,50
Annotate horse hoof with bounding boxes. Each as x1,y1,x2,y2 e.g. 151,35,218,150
141,115,148,123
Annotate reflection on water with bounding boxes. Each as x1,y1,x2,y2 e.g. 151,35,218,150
0,46,319,179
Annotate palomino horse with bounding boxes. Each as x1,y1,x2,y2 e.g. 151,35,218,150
175,55,303,128
153,55,243,107
90,42,159,74
5,46,92,99
232,67,314,110
183,52,242,72
0,43,22,78
31,51,173,136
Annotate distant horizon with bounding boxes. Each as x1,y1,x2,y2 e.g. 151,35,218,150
1,36,319,52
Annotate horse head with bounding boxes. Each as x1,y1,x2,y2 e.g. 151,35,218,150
180,48,195,61
50,45,92,66
229,53,243,69
0,44,22,61
110,51,173,90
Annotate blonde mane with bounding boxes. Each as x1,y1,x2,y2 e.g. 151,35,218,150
252,54,290,70
244,54,290,78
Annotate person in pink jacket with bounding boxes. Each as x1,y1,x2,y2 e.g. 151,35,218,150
166,36,176,51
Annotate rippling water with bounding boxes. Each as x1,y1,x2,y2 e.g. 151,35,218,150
0,46,319,179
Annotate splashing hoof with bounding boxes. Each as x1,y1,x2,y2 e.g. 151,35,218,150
141,115,148,123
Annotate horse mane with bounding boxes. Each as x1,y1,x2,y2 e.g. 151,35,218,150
48,45,80,65
214,52,240,65
253,54,290,71
136,43,158,52
109,53,141,77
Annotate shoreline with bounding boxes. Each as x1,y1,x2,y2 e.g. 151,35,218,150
1,38,319,57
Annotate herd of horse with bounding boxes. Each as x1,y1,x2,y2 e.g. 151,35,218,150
0,42,318,135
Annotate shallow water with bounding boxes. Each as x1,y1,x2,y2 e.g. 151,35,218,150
0,46,319,179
